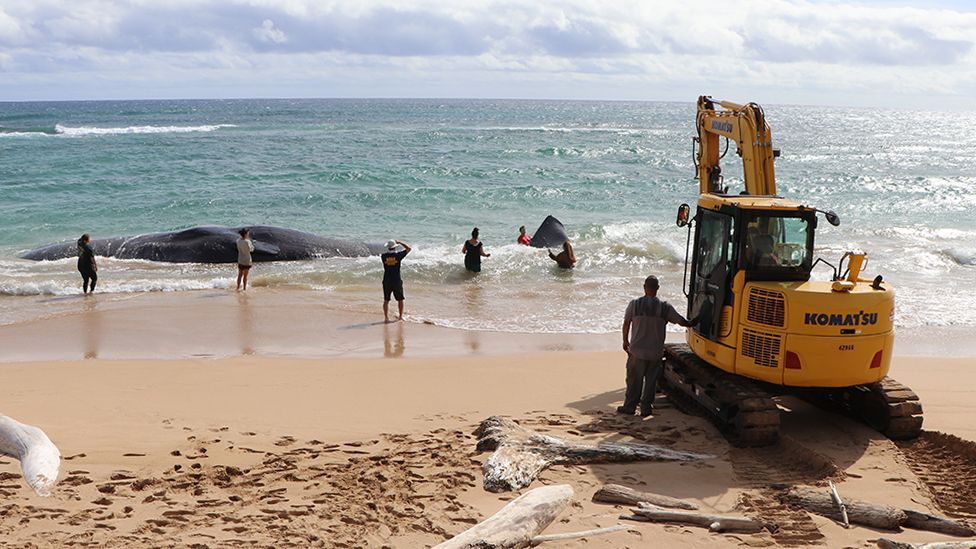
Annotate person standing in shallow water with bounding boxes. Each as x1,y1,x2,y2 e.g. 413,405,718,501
548,239,576,269
462,227,490,272
381,239,411,322
517,225,531,245
236,228,254,291
77,233,97,294
619,275,697,418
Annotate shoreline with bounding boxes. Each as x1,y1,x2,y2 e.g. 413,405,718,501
2,286,974,362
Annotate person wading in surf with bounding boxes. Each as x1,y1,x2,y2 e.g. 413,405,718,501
77,233,97,294
381,239,412,322
236,228,254,291
548,239,577,269
462,227,490,272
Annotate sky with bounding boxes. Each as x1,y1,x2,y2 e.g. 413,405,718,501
1,0,975,108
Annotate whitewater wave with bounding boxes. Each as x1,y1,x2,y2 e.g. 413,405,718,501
947,249,976,266
0,278,230,296
0,124,237,138
54,124,237,136
464,125,659,135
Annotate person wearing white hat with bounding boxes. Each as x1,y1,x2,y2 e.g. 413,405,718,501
381,239,412,322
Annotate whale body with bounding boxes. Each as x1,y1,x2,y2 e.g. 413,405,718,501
21,225,387,263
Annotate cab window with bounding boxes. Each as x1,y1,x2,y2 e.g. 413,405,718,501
743,215,811,271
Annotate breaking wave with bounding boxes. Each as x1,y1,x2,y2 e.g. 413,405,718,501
54,124,237,136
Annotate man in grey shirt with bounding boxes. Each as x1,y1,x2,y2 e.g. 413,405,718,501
619,275,697,417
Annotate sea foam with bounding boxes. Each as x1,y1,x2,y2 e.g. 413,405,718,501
53,124,237,136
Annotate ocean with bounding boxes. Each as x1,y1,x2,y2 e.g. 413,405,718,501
1,98,974,334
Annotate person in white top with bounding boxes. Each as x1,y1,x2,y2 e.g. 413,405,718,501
236,228,255,291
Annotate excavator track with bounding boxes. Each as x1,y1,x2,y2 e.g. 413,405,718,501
662,343,780,447
806,376,923,440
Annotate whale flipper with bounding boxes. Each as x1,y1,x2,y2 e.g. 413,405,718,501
529,215,569,249
0,414,61,496
252,240,280,256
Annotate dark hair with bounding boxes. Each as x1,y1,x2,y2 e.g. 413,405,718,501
644,275,659,290
471,227,479,239
79,233,90,243
519,225,526,232
239,228,249,237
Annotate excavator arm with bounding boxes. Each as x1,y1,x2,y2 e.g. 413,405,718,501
696,96,778,196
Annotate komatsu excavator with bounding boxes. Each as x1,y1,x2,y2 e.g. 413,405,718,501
662,96,923,446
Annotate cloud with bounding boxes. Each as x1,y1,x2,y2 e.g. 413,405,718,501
0,0,974,106
254,19,286,45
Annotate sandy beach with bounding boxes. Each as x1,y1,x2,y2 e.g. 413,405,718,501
0,289,974,548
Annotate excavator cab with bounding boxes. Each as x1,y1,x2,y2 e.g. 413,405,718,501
683,205,816,343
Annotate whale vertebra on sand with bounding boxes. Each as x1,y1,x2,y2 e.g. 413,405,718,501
21,225,387,263
0,414,61,496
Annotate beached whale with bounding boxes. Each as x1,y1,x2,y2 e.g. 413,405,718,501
21,225,388,263
529,215,570,249
0,414,61,496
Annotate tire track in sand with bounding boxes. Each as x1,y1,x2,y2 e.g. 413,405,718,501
731,435,841,546
897,431,976,526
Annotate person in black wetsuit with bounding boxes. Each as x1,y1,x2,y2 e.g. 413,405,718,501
462,227,490,272
381,239,411,322
77,233,97,294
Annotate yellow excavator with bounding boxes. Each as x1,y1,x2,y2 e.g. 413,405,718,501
662,96,923,446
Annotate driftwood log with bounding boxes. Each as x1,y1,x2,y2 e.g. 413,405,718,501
592,483,698,510
785,488,907,530
0,414,61,496
876,539,976,549
529,524,634,544
474,416,711,492
624,502,766,533
785,488,974,536
902,510,976,537
433,484,574,549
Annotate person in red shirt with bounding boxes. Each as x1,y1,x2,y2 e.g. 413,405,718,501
517,225,531,245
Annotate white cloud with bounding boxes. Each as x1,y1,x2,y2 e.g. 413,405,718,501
254,19,287,44
0,0,974,107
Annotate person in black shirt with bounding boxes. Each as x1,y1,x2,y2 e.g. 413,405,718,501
462,227,490,272
381,239,411,322
77,233,98,294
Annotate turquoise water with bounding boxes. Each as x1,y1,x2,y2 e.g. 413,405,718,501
1,99,974,332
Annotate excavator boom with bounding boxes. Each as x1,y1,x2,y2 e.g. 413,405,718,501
696,96,777,196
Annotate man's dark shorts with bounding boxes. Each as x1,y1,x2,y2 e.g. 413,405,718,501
383,280,404,302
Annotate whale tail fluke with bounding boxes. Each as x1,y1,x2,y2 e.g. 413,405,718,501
0,414,62,496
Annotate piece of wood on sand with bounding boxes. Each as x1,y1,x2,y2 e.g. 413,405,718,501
785,488,975,536
784,488,907,531
592,483,698,510
434,484,574,549
623,502,767,533
902,510,976,537
876,539,976,549
474,416,712,492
